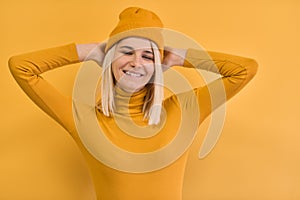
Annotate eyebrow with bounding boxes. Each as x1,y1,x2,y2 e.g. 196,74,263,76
119,46,153,54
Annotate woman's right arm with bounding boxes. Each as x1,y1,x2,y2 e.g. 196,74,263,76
9,43,81,134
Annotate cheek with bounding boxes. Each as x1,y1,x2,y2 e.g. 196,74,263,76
111,57,127,76
147,65,155,77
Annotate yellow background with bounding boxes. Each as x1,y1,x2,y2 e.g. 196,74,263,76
1,0,300,199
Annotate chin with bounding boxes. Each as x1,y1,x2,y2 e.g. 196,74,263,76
118,81,148,93
120,84,145,93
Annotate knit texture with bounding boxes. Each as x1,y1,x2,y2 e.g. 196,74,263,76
105,7,164,55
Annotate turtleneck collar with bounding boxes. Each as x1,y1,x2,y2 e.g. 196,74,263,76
113,86,147,116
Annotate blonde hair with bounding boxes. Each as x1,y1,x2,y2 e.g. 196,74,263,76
99,40,163,125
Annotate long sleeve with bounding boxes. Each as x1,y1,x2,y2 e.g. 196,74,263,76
8,43,80,134
183,49,258,123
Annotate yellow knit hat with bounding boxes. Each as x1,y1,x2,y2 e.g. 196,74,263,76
105,7,164,56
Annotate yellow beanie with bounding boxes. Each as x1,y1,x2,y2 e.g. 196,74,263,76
105,7,164,56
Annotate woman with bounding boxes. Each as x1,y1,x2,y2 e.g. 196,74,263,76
9,7,258,200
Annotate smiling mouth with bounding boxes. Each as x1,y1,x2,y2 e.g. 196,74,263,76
123,70,144,77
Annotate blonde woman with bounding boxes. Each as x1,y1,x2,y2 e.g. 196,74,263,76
9,7,258,200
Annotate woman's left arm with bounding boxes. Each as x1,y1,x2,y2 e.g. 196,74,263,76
163,47,258,123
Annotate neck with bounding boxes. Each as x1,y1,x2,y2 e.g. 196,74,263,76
113,86,147,116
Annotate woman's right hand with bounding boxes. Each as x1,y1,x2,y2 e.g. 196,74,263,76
76,42,106,66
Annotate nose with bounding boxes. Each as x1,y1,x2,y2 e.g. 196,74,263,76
130,53,142,68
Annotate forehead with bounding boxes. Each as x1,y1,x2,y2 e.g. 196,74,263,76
117,37,152,50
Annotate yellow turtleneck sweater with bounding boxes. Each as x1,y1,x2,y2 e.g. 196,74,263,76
9,43,258,200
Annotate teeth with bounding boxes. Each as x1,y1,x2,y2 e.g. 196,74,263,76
125,71,142,77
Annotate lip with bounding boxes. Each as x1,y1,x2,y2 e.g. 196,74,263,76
122,70,145,77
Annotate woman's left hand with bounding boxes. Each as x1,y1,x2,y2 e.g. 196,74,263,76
162,46,187,71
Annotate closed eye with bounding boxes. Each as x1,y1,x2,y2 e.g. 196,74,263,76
121,51,133,55
143,50,154,61
142,55,154,61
